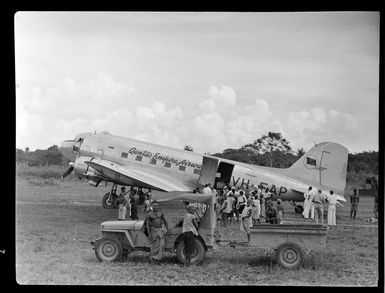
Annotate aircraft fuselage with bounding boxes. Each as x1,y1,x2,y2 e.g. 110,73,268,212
60,132,312,202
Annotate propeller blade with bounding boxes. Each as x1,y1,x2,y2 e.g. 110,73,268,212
62,166,74,179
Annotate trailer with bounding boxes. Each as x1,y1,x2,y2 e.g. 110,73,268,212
216,223,329,269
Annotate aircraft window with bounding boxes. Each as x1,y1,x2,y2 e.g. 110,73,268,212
150,159,157,165
193,169,201,175
121,152,128,158
164,162,171,168
108,146,114,149
135,156,142,162
306,157,317,166
178,165,186,172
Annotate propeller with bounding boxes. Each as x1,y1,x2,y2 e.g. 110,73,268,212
62,162,75,179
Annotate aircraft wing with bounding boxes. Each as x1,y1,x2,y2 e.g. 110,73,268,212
85,158,192,192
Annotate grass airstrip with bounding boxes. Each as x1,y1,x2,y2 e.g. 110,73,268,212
15,166,379,286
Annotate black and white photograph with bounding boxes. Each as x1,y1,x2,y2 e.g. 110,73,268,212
15,11,380,286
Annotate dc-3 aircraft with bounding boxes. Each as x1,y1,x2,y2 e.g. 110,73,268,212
59,131,348,213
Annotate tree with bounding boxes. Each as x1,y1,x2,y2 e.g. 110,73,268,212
241,132,294,167
296,148,306,159
184,145,194,152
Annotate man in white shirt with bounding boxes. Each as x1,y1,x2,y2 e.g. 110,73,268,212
308,187,317,219
302,186,312,219
312,189,327,225
326,190,343,225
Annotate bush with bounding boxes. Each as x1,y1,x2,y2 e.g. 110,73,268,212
16,164,75,180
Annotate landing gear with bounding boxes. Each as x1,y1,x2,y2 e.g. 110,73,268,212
289,201,304,214
102,183,119,209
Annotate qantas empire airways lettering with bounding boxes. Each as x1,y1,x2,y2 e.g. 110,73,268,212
128,147,202,169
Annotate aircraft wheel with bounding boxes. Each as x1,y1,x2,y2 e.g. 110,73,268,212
94,236,123,262
102,192,116,209
295,205,304,214
176,237,206,265
276,242,303,269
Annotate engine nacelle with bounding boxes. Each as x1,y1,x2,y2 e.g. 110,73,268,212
73,156,103,186
74,156,94,177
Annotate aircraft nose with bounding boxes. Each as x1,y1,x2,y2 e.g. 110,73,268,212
59,140,77,161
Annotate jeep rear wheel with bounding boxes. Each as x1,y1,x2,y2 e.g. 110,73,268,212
276,242,303,269
95,236,122,262
176,237,205,265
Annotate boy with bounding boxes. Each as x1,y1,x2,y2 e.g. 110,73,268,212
276,199,284,224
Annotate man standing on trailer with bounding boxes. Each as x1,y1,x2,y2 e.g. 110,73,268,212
240,199,253,243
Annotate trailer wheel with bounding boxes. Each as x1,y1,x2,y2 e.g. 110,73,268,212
176,237,206,265
95,236,123,262
102,192,116,209
276,242,303,269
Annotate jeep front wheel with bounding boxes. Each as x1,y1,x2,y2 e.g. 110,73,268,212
95,236,122,262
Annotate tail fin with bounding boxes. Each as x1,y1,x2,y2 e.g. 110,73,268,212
287,142,349,194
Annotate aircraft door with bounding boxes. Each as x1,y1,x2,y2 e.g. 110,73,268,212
197,156,219,187
216,162,235,188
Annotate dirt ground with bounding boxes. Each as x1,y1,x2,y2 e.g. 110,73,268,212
15,178,379,286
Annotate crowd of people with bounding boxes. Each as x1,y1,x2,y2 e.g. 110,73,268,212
214,184,280,228
116,186,153,221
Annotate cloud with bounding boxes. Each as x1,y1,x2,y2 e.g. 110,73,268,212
15,80,366,155
283,107,360,151
208,85,237,106
18,74,135,121
130,102,187,148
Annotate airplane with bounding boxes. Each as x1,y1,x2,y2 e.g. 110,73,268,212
59,131,348,213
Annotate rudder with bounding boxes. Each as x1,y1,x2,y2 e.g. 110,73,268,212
287,142,349,194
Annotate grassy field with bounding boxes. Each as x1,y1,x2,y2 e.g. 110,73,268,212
15,173,379,286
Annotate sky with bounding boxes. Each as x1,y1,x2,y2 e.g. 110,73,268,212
15,11,380,155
